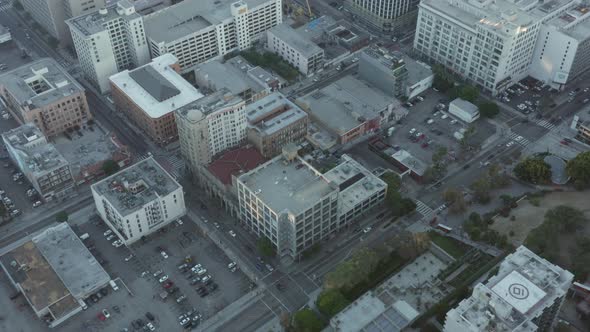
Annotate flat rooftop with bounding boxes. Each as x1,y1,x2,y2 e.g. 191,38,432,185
389,149,428,176
269,23,323,58
67,0,140,36
451,98,479,116
0,58,84,109
110,54,203,118
195,59,264,96
92,156,181,216
546,3,590,41
176,88,244,122
207,146,267,185
297,76,393,135
246,92,308,136
239,155,337,215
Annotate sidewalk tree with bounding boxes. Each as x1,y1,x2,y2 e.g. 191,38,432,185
316,289,350,318
514,157,551,184
479,102,499,118
256,237,275,257
566,151,590,189
458,85,479,103
469,178,491,204
292,309,325,332
381,172,401,191
442,188,467,214
102,159,120,175
56,211,69,223
325,247,379,290
14,0,23,10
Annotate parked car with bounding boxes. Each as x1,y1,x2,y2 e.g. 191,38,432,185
102,309,110,319
228,230,236,237
201,275,211,283
176,295,187,303
153,270,163,277
103,230,113,237
145,312,155,321
163,281,174,289
161,251,169,259
158,275,169,283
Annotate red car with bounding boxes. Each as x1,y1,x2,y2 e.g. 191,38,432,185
560,140,568,145
163,281,174,289
421,142,429,148
97,313,106,321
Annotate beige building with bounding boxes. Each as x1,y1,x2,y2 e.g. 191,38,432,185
0,58,92,137
246,92,308,158
109,54,203,146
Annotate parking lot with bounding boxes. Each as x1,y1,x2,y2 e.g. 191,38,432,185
55,215,252,332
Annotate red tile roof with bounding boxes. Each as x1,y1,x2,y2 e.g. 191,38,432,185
207,146,266,185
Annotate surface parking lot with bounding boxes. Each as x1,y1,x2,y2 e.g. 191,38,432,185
58,216,252,332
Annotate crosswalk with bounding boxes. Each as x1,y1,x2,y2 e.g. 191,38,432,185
507,132,531,147
415,200,435,221
534,119,556,130
0,1,12,11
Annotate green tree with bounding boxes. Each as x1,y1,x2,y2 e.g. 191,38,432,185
470,178,491,204
257,237,275,257
479,102,499,118
325,247,379,290
566,151,590,189
292,309,325,332
381,172,401,191
316,289,350,318
55,211,69,223
458,85,479,103
432,146,448,164
102,159,120,175
488,164,510,188
514,158,551,184
13,0,23,10
499,194,513,206
442,188,466,214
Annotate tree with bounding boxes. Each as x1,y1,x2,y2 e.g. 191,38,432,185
479,102,499,118
514,158,551,184
13,0,23,10
381,172,401,191
292,309,325,332
470,178,491,204
488,164,510,188
102,159,120,175
566,151,590,189
499,194,514,206
257,237,275,257
458,85,479,103
442,188,467,214
316,289,350,318
325,247,379,290
545,205,587,232
55,211,69,222
385,190,416,217
432,65,455,92
432,146,448,164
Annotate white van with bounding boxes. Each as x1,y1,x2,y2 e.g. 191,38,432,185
109,280,119,291
79,233,90,240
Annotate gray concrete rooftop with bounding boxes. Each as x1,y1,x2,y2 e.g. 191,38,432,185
269,23,323,58
67,0,140,36
195,59,264,96
246,92,307,136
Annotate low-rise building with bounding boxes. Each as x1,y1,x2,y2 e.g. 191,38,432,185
266,23,324,76
296,75,398,144
91,157,186,245
386,148,427,182
0,24,11,44
449,98,480,123
571,109,590,145
194,56,284,103
0,58,92,137
444,246,574,332
246,92,308,158
2,124,75,201
110,54,203,145
0,222,110,328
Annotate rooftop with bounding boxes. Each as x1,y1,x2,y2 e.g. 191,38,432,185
297,76,394,135
545,3,590,41
543,155,569,185
91,157,181,216
2,124,70,177
246,92,308,136
175,88,244,123
269,23,323,58
238,153,337,215
110,54,203,118
0,58,84,109
207,146,267,185
195,59,264,96
389,149,428,176
67,0,140,36
0,24,9,36
450,98,480,116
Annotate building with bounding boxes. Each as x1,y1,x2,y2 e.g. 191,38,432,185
91,157,185,245
0,58,92,137
449,98,480,123
570,108,590,145
0,24,12,44
386,148,427,182
144,0,282,72
0,223,110,328
175,90,247,174
414,0,578,96
444,246,574,332
2,124,75,201
344,0,419,34
194,56,284,103
67,0,150,93
246,92,308,158
296,75,397,144
20,0,105,44
236,145,386,259
109,54,203,145
266,23,324,76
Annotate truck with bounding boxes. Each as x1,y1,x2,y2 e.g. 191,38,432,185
79,233,90,240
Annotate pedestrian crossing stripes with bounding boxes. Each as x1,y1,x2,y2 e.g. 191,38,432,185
507,133,531,147
534,119,556,130
0,2,12,11
415,200,434,219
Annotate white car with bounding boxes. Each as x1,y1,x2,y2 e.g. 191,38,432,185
161,251,169,259
112,240,123,247
103,230,113,237
201,275,211,283
228,230,236,237
153,270,163,277
180,317,191,326
197,268,207,276
158,275,169,283
146,322,155,331
214,222,220,229
363,226,372,233
177,219,183,225
102,309,110,319
191,264,202,273
106,234,115,241
124,254,134,262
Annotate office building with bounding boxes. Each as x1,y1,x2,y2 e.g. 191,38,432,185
144,0,282,71
0,223,110,328
266,23,324,76
21,0,105,44
194,55,284,103
2,124,74,201
0,58,92,137
109,54,203,145
175,90,247,174
91,157,186,245
67,0,150,93
237,145,386,259
246,92,308,158
444,246,574,332
344,0,419,33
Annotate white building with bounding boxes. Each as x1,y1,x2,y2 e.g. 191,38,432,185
237,146,386,259
0,25,12,44
343,0,419,34
91,157,186,245
67,0,150,93
266,23,324,76
144,0,282,72
175,90,247,174
444,246,574,332
414,0,575,96
448,98,480,123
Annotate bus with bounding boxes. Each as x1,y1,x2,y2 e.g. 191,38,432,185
436,224,453,233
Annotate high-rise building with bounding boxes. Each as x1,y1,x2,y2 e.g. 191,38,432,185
444,246,574,332
67,0,150,93
0,58,92,137
91,157,186,245
343,0,419,34
21,0,105,44
144,0,282,71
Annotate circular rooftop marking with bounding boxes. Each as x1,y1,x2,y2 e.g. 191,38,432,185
508,283,530,300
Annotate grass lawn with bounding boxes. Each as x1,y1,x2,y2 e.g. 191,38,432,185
428,231,468,259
